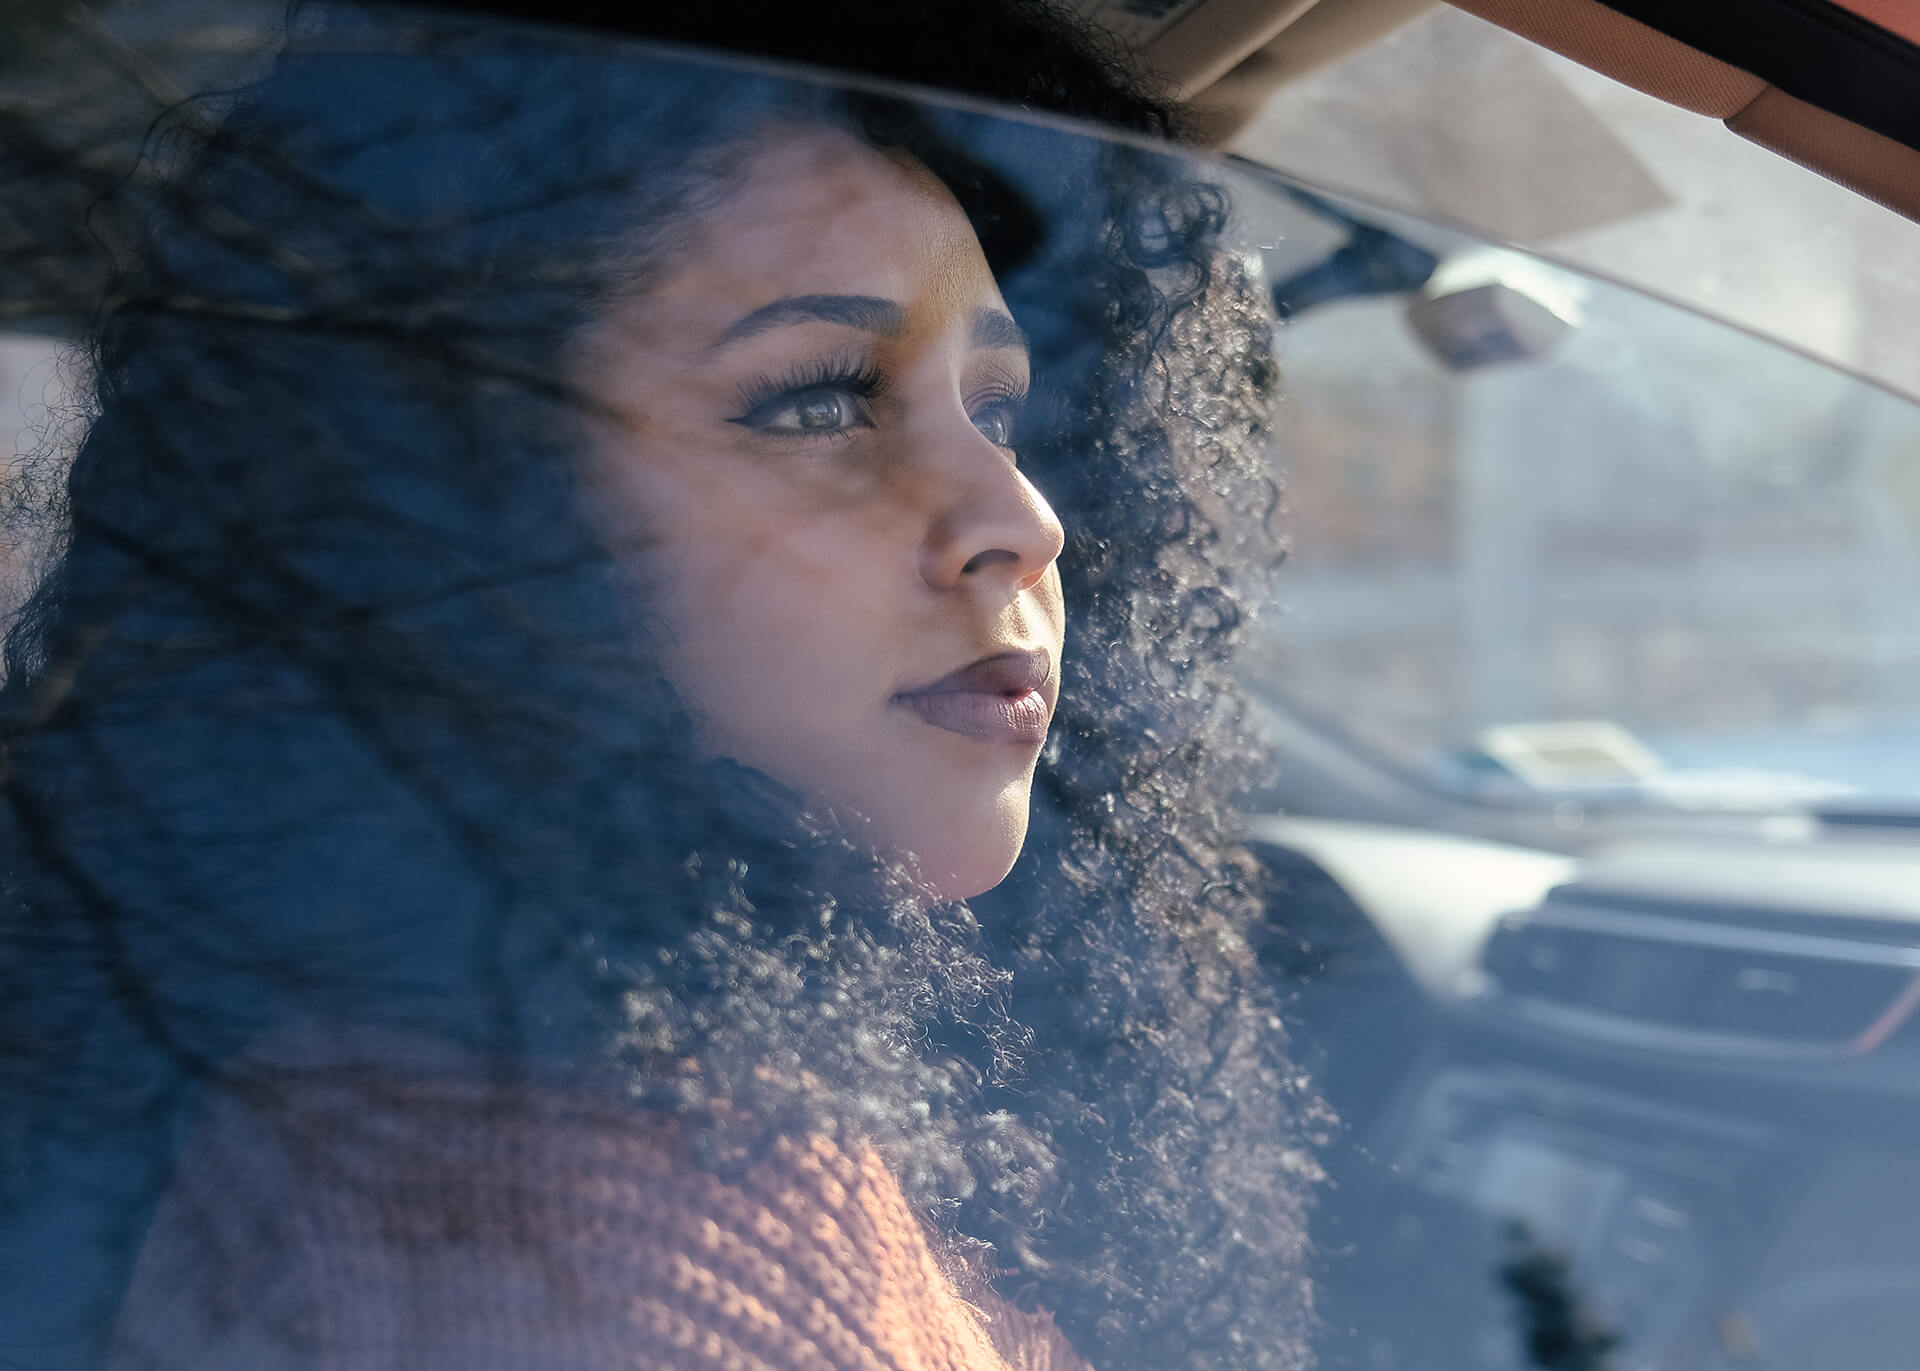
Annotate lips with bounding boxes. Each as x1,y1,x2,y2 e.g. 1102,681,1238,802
895,648,1055,745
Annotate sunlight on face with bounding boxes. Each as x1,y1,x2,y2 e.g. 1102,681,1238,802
575,128,1066,899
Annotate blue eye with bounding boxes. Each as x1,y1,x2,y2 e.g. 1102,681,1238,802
760,388,869,435
972,405,1016,448
731,359,886,439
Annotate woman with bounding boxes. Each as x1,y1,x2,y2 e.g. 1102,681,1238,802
0,3,1318,1370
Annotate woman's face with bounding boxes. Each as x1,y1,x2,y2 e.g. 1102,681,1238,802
577,128,1066,900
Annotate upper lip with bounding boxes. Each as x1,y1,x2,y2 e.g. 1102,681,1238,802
897,647,1055,704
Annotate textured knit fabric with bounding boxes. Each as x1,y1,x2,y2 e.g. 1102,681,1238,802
106,1066,1089,1371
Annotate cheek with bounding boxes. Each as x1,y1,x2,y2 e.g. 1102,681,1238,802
594,439,791,637
588,435,919,758
1039,564,1067,647
645,481,910,655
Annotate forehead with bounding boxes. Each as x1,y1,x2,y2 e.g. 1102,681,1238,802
649,127,1004,324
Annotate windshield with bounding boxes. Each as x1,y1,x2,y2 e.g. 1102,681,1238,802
9,9,1920,1371
1242,183,1920,817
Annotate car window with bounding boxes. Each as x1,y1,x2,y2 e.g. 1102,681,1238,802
1247,183,1920,821
6,8,1920,1371
1232,3,1920,406
1238,169,1920,1371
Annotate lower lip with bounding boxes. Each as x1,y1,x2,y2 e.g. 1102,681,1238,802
896,689,1052,745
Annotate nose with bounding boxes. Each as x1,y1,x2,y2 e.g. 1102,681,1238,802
918,430,1066,594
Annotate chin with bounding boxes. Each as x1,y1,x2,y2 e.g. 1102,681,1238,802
913,799,1030,901
931,850,1020,901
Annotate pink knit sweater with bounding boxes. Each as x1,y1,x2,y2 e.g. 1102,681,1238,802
107,1065,1088,1371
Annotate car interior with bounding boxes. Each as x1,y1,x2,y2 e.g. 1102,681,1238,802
1093,4,1920,1369
6,3,1920,1370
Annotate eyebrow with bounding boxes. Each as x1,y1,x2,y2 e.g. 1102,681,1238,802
971,307,1029,353
713,294,1031,356
715,294,907,347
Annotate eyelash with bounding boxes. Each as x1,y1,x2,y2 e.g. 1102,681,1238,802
730,357,888,435
967,385,1024,449
727,357,1031,449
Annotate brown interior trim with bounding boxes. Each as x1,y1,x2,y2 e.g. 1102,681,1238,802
1730,85,1920,224
1447,0,1920,226
1444,0,1766,115
1600,0,1920,153
1839,0,1920,49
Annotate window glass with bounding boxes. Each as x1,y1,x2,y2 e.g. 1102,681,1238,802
4,9,1920,1371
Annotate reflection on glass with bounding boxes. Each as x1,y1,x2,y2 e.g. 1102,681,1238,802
9,7,1920,1371
1239,157,1920,1371
0,10,1311,1371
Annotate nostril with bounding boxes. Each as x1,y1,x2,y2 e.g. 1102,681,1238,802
960,547,1020,576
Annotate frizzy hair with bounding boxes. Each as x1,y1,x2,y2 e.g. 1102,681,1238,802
0,7,1320,1371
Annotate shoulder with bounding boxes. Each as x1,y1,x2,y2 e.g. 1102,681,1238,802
108,1047,1075,1371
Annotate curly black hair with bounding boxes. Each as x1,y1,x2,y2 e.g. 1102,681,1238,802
0,5,1319,1371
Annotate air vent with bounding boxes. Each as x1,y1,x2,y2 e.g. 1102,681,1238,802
1481,900,1920,1060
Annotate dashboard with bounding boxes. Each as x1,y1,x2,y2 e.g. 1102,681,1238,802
1248,813,1920,1371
